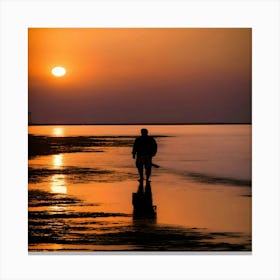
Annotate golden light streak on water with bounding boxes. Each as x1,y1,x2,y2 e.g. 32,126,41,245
52,154,63,168
50,174,67,194
53,127,64,137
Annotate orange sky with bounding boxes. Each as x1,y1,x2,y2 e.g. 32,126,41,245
28,28,251,124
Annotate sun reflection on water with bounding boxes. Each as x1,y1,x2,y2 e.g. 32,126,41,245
50,174,67,194
53,154,63,169
50,205,66,212
53,127,64,137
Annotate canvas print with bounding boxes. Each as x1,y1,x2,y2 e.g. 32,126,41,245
28,28,252,252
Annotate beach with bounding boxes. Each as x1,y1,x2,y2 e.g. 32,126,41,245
28,125,251,251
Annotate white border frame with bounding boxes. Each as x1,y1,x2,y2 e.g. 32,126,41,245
1,0,279,279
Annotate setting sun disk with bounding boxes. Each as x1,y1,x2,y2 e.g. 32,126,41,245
51,66,66,77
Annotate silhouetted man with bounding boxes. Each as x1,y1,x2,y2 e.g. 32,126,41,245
132,128,157,181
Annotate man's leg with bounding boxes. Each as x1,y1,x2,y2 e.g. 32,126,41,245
145,156,152,180
136,157,144,180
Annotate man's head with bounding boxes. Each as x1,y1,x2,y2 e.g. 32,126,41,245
141,128,148,136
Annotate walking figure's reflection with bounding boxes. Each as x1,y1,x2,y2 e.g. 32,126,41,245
132,179,157,220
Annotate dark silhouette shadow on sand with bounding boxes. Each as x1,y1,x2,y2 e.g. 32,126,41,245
132,180,157,220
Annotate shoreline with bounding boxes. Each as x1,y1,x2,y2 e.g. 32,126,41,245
28,125,251,251
28,123,252,126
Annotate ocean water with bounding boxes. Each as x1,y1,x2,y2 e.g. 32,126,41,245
28,125,252,251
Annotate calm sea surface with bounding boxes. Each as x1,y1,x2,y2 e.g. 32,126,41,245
28,125,251,251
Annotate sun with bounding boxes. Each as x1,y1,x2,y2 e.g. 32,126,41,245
51,66,66,77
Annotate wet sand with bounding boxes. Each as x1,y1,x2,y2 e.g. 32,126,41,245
28,132,251,252
28,179,251,251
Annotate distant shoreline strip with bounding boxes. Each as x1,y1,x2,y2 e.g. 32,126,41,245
28,123,252,126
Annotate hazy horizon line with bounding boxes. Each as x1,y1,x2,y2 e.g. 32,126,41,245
28,122,252,126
